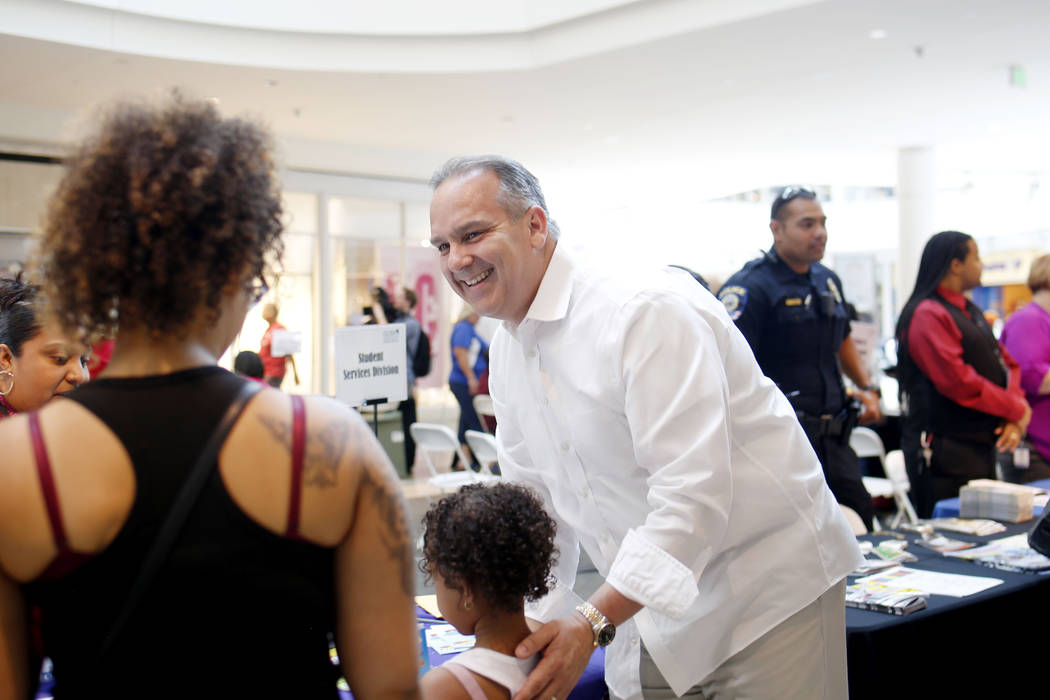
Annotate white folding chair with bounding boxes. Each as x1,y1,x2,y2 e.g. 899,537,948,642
851,427,890,529
465,429,500,476
472,393,496,433
850,426,887,465
408,422,483,490
882,449,919,528
839,504,868,535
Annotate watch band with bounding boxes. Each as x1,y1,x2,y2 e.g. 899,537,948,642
574,601,613,647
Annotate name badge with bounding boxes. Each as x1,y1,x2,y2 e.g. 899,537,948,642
1015,445,1030,469
784,298,802,306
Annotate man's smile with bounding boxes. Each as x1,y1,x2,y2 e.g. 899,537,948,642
462,269,492,287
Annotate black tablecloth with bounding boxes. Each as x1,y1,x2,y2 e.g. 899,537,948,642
846,522,1050,699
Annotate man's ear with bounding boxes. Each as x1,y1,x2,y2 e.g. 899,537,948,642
526,206,550,250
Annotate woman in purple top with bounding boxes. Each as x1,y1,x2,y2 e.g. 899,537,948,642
1000,253,1050,482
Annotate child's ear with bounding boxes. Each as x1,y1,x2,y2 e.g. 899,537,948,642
462,589,475,611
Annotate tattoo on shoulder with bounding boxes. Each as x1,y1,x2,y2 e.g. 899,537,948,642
359,465,414,597
256,411,350,490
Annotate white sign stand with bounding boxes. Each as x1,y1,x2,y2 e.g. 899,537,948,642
334,324,408,434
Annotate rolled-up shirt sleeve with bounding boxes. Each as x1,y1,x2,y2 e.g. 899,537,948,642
604,291,733,618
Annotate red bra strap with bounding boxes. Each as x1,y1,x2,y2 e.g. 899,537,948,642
286,395,306,538
29,412,70,552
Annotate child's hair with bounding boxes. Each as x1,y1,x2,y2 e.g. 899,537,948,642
421,482,557,612
233,350,264,379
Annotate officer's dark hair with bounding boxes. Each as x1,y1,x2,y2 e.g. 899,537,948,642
770,186,817,222
894,231,974,391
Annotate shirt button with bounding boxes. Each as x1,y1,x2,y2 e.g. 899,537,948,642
580,487,590,498
601,534,612,545
527,350,536,358
542,397,550,406
560,442,569,451
631,637,639,646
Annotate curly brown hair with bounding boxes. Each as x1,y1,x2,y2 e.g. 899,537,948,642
421,482,557,613
37,94,284,340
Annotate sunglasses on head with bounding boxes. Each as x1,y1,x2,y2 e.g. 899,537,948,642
770,186,817,220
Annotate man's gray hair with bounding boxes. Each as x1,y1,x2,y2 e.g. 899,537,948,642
430,155,560,239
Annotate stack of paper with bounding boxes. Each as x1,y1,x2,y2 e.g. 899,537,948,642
928,517,1007,536
944,533,1050,573
959,481,1034,523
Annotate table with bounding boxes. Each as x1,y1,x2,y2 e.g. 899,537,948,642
930,477,1050,518
846,521,1050,699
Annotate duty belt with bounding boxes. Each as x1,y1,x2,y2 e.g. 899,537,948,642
796,409,850,438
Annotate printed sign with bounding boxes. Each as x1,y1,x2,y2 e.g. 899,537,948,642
334,324,408,406
270,329,302,357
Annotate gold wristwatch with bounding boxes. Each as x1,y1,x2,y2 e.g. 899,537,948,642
574,601,616,647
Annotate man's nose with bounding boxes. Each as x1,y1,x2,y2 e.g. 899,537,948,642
447,243,472,270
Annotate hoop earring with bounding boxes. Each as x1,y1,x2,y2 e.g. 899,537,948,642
0,370,13,396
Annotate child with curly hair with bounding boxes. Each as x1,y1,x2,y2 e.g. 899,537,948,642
420,482,558,700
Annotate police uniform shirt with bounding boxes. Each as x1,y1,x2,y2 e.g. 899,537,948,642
718,248,852,417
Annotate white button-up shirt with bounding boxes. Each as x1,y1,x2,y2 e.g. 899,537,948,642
490,244,862,700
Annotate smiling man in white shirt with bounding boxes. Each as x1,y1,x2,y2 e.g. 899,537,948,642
428,155,862,700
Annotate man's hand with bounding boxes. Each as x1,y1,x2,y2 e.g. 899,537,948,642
857,389,882,425
512,613,594,700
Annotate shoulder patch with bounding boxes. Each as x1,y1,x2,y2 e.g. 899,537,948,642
717,285,749,320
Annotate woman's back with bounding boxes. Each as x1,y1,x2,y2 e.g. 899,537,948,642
0,367,411,698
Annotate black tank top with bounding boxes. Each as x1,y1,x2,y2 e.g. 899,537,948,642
24,366,339,699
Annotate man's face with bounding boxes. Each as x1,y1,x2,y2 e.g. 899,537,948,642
392,288,409,313
429,170,548,323
957,239,983,290
771,197,828,270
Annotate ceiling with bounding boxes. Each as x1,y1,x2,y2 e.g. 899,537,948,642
1,0,1048,198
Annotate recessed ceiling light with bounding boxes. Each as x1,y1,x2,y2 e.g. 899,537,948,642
206,97,220,104
869,29,887,40
266,79,279,87
420,239,431,248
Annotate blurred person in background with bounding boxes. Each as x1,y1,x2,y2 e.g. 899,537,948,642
259,302,299,389
895,231,1030,516
0,96,420,700
998,253,1050,482
0,274,89,419
233,350,265,382
449,307,488,470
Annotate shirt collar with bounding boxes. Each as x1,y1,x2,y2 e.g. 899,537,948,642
936,285,968,310
767,246,810,279
502,242,572,333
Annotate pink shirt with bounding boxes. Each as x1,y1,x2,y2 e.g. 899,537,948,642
1001,301,1050,460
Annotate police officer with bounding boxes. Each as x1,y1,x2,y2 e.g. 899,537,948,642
719,186,881,530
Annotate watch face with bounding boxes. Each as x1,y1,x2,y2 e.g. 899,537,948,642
597,624,616,647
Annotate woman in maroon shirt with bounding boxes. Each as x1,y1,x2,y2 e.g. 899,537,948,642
895,231,1030,516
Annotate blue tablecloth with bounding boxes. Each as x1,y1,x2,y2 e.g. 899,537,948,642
930,477,1050,518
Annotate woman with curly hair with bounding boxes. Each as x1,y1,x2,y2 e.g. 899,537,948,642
420,482,557,700
0,275,89,418
0,96,420,699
